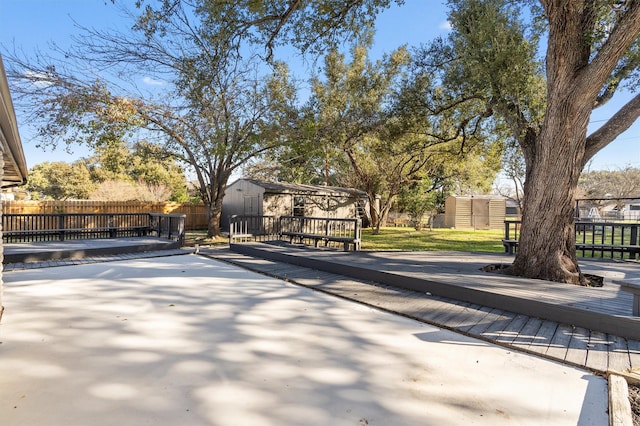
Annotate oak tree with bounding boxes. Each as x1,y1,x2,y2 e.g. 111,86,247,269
4,1,298,236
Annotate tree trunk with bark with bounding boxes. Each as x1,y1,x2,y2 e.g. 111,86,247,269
205,176,229,238
509,0,640,285
510,101,589,285
207,202,223,238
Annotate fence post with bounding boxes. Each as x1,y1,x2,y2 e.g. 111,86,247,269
108,214,116,238
58,214,65,241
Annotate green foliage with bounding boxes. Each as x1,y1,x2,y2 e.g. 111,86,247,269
25,161,96,200
5,1,299,236
397,179,436,230
307,42,419,228
140,0,400,61
23,140,188,202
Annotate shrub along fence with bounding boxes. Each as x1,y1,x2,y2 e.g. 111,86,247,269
1,200,208,231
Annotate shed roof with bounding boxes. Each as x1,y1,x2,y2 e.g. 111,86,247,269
0,55,27,188
447,195,506,200
234,179,367,198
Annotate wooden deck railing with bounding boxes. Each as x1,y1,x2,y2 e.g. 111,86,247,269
229,215,361,251
279,216,361,251
503,220,640,259
149,213,187,246
2,213,186,245
229,215,280,243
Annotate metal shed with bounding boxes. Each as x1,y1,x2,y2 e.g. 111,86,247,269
444,195,506,230
221,179,368,231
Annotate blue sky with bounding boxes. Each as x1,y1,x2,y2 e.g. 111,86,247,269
1,0,638,171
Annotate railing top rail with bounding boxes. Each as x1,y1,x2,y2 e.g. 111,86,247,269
505,219,640,225
280,215,360,223
574,221,640,226
231,214,278,218
3,212,150,217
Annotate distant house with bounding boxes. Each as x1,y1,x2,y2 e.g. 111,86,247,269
622,199,640,221
576,198,640,221
221,179,368,231
444,195,506,230
1,54,29,320
505,198,522,218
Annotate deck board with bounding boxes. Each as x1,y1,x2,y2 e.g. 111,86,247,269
608,335,631,372
479,311,517,341
464,308,506,336
564,327,590,367
585,331,611,372
527,320,558,355
545,323,573,361
495,314,530,345
230,243,640,340
627,339,640,370
209,245,640,373
431,301,478,328
444,303,487,329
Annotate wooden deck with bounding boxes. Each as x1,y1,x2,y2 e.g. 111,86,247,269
204,242,640,374
3,237,182,264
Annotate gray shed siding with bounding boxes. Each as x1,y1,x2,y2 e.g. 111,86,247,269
221,180,267,230
221,179,367,231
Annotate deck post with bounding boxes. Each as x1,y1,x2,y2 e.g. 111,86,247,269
615,279,640,316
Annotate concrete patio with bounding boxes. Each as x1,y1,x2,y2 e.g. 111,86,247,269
0,253,608,425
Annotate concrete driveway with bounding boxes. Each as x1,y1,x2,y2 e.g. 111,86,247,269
0,254,608,425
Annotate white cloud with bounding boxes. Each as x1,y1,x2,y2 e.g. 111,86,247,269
439,20,452,31
25,70,54,88
142,76,166,86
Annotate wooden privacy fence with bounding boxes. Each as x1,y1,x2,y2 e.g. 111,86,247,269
2,212,186,246
503,220,640,259
229,215,362,251
2,200,208,230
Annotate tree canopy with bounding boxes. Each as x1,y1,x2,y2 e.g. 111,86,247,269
5,0,639,282
201,0,640,284
5,1,298,236
23,141,188,201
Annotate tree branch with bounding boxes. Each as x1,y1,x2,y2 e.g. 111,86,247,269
581,0,640,91
584,91,640,163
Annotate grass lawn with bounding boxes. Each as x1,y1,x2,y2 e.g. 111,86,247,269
185,227,506,252
361,227,505,252
184,230,228,246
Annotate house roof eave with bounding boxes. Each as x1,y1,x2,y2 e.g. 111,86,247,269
0,55,28,188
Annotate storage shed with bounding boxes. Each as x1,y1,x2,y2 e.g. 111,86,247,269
221,179,368,231
444,195,506,230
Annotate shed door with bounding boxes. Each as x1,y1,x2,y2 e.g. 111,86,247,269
244,196,260,215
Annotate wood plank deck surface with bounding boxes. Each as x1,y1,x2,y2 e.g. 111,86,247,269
229,242,640,339
203,244,640,374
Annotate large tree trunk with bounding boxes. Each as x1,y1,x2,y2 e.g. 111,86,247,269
509,1,594,284
368,194,382,234
207,205,222,238
508,0,640,285
510,104,589,285
205,173,230,238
